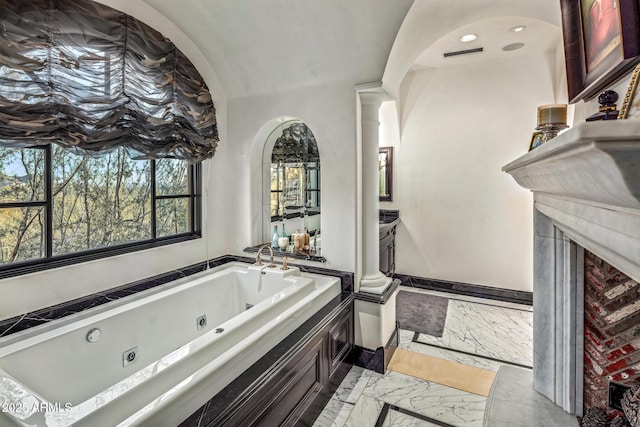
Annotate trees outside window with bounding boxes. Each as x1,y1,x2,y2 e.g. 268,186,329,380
0,145,199,271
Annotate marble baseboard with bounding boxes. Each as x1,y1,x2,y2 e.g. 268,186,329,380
396,274,532,306
0,255,355,338
0,261,208,338
353,278,401,304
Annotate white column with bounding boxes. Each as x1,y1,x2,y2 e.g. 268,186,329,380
356,83,392,294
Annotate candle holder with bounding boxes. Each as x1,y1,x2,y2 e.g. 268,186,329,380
536,123,569,141
536,104,568,142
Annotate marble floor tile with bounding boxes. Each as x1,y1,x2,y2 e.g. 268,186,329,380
398,328,415,349
314,366,377,426
313,397,355,427
331,366,375,404
363,370,486,427
407,338,508,372
415,299,533,367
382,408,443,427
316,290,533,427
343,394,385,427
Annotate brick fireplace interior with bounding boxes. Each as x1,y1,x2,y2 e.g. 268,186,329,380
584,250,640,417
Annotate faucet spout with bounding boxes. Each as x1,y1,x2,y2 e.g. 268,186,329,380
256,244,275,267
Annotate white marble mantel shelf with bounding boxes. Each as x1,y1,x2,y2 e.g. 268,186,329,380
504,119,640,285
503,120,640,210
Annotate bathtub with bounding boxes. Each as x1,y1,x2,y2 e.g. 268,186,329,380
0,261,341,426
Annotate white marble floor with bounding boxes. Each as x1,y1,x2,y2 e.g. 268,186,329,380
313,287,533,427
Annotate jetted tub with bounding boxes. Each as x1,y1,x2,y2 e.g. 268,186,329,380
0,261,341,426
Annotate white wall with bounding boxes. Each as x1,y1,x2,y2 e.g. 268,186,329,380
226,80,358,273
380,52,563,292
0,78,362,320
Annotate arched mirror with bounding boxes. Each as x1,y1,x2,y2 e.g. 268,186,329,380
261,120,322,259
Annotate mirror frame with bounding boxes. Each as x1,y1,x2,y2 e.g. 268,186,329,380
379,146,393,202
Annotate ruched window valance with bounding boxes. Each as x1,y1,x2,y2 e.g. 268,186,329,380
0,0,218,162
271,123,319,163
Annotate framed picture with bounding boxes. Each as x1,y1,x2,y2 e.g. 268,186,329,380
529,132,545,151
618,63,640,118
379,147,393,202
560,0,640,103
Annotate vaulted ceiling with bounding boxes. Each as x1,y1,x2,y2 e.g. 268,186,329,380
95,0,563,101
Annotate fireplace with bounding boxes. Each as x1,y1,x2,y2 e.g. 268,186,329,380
503,120,640,417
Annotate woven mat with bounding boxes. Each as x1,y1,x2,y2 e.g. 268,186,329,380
388,348,496,396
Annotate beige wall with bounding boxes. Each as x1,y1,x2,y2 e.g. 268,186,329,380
380,51,567,292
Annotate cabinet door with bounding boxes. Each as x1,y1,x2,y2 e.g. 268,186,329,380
328,305,353,376
224,334,327,427
257,337,326,427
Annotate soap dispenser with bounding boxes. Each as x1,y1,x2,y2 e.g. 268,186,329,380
278,224,289,251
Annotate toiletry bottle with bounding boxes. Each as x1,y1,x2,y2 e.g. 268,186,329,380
271,225,279,249
303,227,310,250
314,228,320,255
294,228,302,251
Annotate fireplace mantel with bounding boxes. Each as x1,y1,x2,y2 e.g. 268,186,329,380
503,120,640,209
504,120,640,283
502,120,640,417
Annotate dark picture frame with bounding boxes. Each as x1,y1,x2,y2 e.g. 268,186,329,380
379,147,393,202
560,0,640,103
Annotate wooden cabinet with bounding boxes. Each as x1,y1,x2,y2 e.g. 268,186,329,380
379,222,397,276
329,306,353,376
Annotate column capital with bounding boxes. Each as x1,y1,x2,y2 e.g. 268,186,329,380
355,82,394,106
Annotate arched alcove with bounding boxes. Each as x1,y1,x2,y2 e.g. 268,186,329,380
261,119,321,252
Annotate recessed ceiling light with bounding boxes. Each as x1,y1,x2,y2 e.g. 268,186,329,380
502,42,525,51
459,34,478,43
509,25,527,33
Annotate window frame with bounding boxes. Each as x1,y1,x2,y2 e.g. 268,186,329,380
270,162,321,222
0,144,201,280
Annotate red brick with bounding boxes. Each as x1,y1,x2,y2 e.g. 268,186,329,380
607,349,624,361
609,368,637,382
606,359,628,374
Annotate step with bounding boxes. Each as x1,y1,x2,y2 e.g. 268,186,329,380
483,365,580,427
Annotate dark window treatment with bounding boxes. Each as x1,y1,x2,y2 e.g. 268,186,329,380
0,0,218,163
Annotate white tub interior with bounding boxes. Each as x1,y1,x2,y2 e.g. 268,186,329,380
0,261,342,426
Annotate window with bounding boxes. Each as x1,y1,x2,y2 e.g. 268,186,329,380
270,162,320,220
0,1,216,277
0,145,200,274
